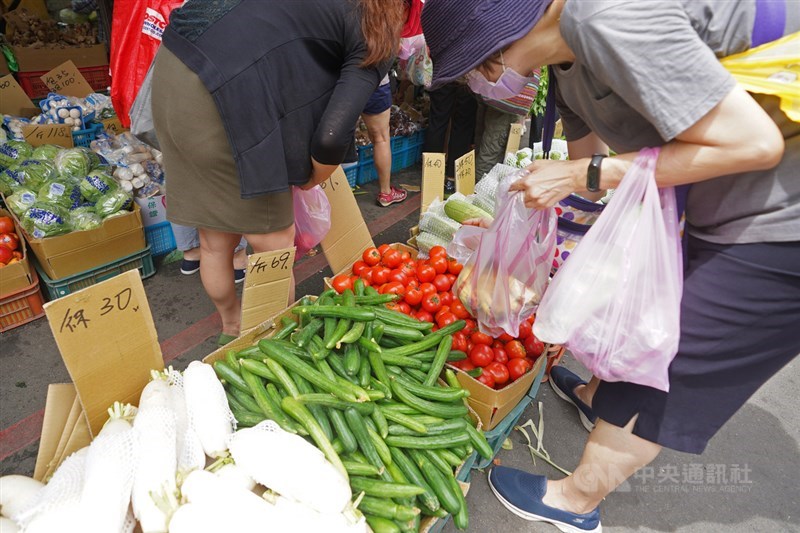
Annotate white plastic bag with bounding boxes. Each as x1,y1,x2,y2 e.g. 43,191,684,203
534,148,683,391
293,186,331,257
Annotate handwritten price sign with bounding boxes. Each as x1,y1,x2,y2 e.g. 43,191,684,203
41,61,93,98
0,74,37,116
455,150,476,196
101,117,127,135
241,247,296,332
421,152,446,214
23,124,74,148
44,270,163,435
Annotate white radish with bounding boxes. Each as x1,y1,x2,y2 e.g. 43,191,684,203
213,462,255,492
272,496,367,533
114,167,134,181
183,361,235,458
80,402,140,532
0,475,43,519
130,163,145,176
161,368,205,476
228,421,351,514
132,378,178,533
0,517,19,533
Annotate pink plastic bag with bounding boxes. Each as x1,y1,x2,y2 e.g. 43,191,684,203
452,187,557,338
293,186,331,257
534,148,683,392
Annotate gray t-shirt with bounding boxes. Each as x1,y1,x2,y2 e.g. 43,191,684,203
555,0,800,244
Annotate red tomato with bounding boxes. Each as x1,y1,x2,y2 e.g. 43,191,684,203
421,293,442,313
447,258,463,275
434,306,450,322
399,251,412,262
430,256,448,275
404,287,423,306
400,260,417,277
0,232,19,251
452,359,475,372
429,245,447,259
452,332,467,352
469,344,494,367
397,302,412,314
388,269,408,285
419,282,437,297
406,278,419,290
438,291,453,307
437,312,458,329
506,340,527,360
476,371,495,389
372,266,390,285
508,358,533,381
432,274,451,292
446,273,458,286
517,320,533,340
416,263,436,283
466,341,474,355
524,335,545,357
382,249,402,268
0,217,13,234
485,362,510,386
360,268,374,284
470,331,493,346
352,260,369,276
497,332,514,343
331,274,352,293
493,347,509,364
382,281,406,298
414,310,434,323
377,244,391,255
363,247,381,266
462,319,477,336
491,340,505,350
0,246,11,265
450,299,470,320
385,301,402,312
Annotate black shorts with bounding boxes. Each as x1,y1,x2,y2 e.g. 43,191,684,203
363,83,392,116
593,236,800,454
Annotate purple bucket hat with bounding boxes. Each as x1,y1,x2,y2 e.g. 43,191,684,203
421,0,553,88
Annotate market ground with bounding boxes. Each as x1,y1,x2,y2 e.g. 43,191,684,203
1,164,798,533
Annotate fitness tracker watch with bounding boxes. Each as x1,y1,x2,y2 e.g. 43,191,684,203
587,154,606,193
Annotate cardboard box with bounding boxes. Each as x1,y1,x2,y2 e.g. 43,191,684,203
0,207,34,296
11,45,107,73
19,203,146,280
448,353,546,431
134,194,168,228
320,167,374,276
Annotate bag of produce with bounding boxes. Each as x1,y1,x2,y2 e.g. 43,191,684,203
69,207,104,231
0,167,21,196
80,170,119,202
54,148,91,181
5,187,38,217
293,185,331,257
31,144,63,161
21,202,71,238
79,147,105,170
0,140,33,168
95,189,133,218
15,159,59,190
534,148,682,392
38,180,83,210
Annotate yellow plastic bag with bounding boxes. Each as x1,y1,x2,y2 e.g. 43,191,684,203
721,32,800,122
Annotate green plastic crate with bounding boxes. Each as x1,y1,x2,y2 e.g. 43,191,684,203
36,247,156,300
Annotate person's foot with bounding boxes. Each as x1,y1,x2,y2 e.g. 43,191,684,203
444,179,456,197
377,186,408,207
488,467,602,533
217,332,237,347
180,259,200,275
234,269,246,284
549,366,597,432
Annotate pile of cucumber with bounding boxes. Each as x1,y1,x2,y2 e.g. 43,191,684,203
213,282,494,532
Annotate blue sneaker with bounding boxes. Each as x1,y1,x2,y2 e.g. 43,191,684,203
549,366,597,431
489,467,602,533
180,259,200,275
234,269,246,284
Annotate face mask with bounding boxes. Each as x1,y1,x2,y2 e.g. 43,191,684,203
466,50,535,100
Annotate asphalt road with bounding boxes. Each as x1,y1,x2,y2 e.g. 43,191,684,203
1,163,798,532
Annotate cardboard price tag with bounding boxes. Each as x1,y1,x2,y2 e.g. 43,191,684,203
101,116,127,135
505,123,524,156
0,74,37,116
240,247,296,332
44,270,164,436
455,150,476,196
41,60,93,98
320,166,374,275
421,152,445,214
23,123,75,148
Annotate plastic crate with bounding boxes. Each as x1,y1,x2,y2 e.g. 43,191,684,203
17,65,111,100
36,247,156,300
471,358,547,470
356,160,378,185
72,122,104,147
342,162,359,188
144,221,177,257
391,142,424,172
357,144,374,163
0,270,45,332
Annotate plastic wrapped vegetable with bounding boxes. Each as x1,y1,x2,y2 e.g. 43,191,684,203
0,140,33,168
21,202,71,238
53,148,91,181
0,167,21,196
68,207,103,231
31,144,63,161
79,170,118,202
12,159,58,191
5,187,38,217
38,180,83,210
95,189,133,218
78,147,104,170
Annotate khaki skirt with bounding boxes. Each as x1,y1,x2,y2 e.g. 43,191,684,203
151,47,293,234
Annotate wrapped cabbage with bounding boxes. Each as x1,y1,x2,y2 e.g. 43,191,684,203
31,144,63,161
69,207,103,231
54,148,91,181
95,189,133,217
21,202,71,238
14,159,58,191
78,147,104,170
5,187,37,216
0,167,21,196
38,180,83,210
0,140,33,168
80,170,118,202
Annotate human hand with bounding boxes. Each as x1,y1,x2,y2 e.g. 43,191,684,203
300,158,338,190
508,159,585,209
462,217,492,229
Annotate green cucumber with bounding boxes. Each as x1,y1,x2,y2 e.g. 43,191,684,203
293,373,332,440
232,409,267,428
463,418,494,460
213,360,251,394
374,307,434,331
408,450,461,515
381,320,466,358
345,408,391,482
228,386,261,414
349,477,425,498
296,393,374,415
370,405,389,439
272,316,299,340
387,418,465,437
358,351,372,388
294,305,376,321
389,447,440,513
238,359,278,382
380,408,428,434
343,461,382,477
364,516,402,533
328,407,358,455
340,321,367,345
367,426,393,466
424,335,453,386
344,343,362,376
264,358,300,398
390,380,468,419
385,432,470,450
449,474,469,530
359,497,419,522
390,373,468,402
379,322,425,342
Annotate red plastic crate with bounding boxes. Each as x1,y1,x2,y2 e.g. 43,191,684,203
0,269,45,332
17,65,111,100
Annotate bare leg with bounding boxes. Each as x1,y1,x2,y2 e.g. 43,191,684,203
244,224,297,304
543,418,662,514
183,246,201,261
362,109,392,194
198,228,241,336
575,376,601,407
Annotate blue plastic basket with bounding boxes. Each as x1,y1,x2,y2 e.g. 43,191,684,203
144,221,177,257
391,142,424,172
342,163,359,188
72,123,103,148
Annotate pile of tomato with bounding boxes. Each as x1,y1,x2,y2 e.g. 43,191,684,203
331,244,547,390
0,216,23,267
